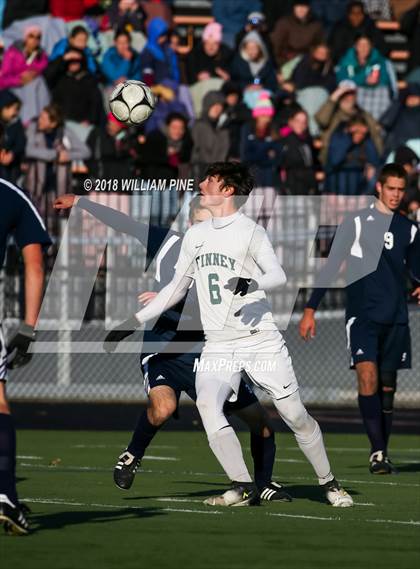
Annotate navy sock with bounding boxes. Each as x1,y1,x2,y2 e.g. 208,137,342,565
127,410,160,459
250,432,276,489
0,413,18,504
358,394,386,454
382,410,393,453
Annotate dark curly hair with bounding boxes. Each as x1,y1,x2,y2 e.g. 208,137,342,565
204,162,254,204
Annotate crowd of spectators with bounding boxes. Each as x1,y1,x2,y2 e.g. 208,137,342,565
0,0,419,226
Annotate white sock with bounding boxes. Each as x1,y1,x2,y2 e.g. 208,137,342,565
273,391,334,485
208,427,252,483
294,421,334,485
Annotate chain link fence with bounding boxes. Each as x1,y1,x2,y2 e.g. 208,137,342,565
2,190,419,406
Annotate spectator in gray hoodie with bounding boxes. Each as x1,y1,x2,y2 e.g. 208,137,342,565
191,91,230,180
229,31,278,92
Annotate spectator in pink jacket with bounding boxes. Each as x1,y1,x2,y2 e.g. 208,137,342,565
0,25,48,90
0,25,50,124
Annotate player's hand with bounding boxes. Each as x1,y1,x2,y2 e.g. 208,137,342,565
6,323,36,369
103,316,139,353
53,194,79,210
224,277,258,296
412,286,420,305
299,308,316,341
138,291,157,305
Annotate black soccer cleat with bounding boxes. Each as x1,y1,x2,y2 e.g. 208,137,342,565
204,482,260,507
114,450,141,490
369,450,392,474
0,495,30,535
260,481,292,502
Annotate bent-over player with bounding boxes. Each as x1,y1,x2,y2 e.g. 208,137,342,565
54,193,291,502
106,162,353,508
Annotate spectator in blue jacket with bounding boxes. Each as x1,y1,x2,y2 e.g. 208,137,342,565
141,17,180,84
50,25,97,76
324,115,380,195
101,30,142,86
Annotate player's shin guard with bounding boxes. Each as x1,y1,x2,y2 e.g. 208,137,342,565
273,392,333,485
208,427,252,483
379,371,397,452
0,413,18,504
250,432,276,490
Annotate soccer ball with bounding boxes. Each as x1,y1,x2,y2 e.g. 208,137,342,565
109,80,156,125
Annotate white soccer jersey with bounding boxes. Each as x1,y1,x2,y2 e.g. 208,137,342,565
174,211,285,341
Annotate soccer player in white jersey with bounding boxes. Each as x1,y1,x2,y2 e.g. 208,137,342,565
106,162,353,507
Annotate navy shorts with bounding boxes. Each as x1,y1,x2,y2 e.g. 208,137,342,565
346,316,411,371
140,352,259,411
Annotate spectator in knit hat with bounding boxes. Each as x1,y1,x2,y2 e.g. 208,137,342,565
186,22,233,85
240,91,281,188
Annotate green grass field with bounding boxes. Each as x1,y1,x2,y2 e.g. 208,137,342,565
3,430,420,569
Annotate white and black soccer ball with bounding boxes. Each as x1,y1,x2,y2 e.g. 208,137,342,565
109,80,156,125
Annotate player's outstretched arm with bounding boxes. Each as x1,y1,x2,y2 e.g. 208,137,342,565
54,195,150,246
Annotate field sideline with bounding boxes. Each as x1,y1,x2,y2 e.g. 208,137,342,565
3,430,420,569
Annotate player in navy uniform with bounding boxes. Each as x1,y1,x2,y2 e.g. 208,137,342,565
54,193,291,502
299,163,420,474
0,125,51,534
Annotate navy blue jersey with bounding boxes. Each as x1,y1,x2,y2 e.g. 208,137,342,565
0,178,51,269
78,198,203,361
307,205,420,324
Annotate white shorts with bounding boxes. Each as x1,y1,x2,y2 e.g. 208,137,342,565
196,330,299,401
0,322,9,382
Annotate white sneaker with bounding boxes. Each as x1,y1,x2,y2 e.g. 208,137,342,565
203,483,260,507
323,478,354,508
